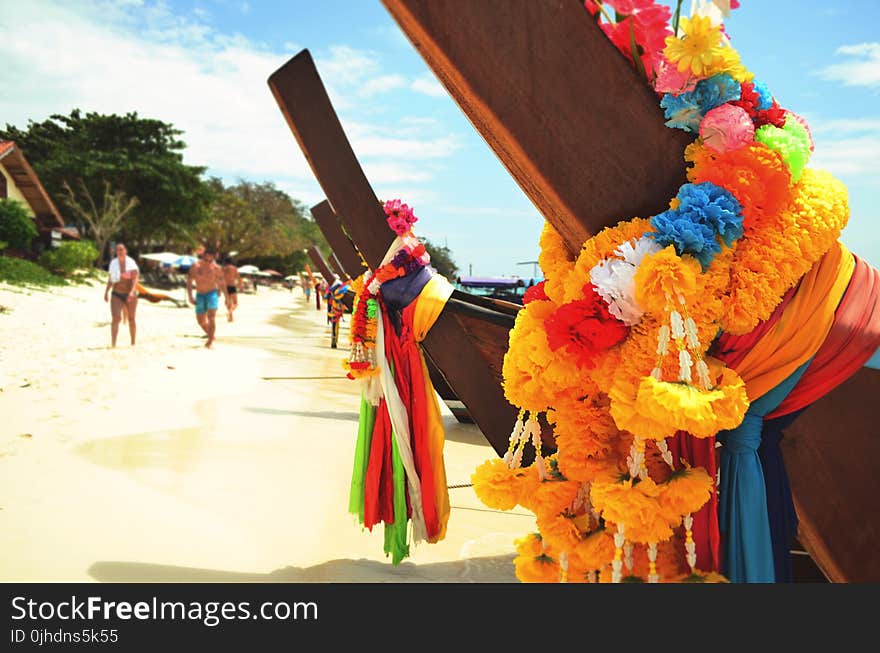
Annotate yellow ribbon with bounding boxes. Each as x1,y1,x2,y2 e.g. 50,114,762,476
410,274,454,541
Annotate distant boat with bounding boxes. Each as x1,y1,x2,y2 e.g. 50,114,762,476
455,275,542,305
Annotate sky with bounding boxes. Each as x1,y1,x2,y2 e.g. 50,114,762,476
1,0,878,277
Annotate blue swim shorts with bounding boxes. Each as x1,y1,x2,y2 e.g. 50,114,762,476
195,289,219,315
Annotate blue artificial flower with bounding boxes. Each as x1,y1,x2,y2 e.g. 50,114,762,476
694,73,741,112
660,74,741,134
661,92,703,133
649,210,721,270
648,182,744,270
752,79,774,111
676,182,744,247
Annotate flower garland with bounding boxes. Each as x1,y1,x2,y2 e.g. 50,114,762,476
474,1,849,583
344,199,430,381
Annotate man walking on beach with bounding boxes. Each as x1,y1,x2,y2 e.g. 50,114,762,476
186,247,227,348
221,257,243,322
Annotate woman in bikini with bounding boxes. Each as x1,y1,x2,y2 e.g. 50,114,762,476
104,242,139,347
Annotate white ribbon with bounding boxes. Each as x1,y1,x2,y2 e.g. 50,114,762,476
375,303,427,543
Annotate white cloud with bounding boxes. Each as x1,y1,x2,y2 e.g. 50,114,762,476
810,118,880,135
817,42,880,87
0,0,459,203
810,137,880,179
358,74,407,98
359,162,432,184
411,74,447,98
351,134,460,160
809,117,880,181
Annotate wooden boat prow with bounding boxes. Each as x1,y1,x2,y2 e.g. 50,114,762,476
377,0,880,581
781,366,880,582
269,51,523,457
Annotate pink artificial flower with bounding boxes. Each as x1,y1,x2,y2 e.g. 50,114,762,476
699,103,755,153
654,57,698,95
383,198,419,236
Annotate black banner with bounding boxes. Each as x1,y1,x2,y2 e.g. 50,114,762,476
1,582,875,648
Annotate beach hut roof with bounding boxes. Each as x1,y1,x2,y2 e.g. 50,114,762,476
0,141,65,231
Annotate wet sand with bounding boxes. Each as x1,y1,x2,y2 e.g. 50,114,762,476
0,281,532,582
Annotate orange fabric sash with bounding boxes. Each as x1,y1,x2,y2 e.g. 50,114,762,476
767,254,880,418
727,241,855,402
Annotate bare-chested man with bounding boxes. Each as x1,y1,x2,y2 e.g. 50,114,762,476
186,247,227,348
103,243,139,347
221,258,243,322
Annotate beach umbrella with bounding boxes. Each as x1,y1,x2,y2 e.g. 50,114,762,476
238,264,260,274
140,252,180,266
173,255,198,269
262,269,282,276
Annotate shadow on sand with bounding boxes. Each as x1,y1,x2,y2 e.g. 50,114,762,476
88,555,517,583
242,407,360,421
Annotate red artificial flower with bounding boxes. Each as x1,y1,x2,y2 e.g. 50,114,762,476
730,80,760,118
523,281,548,305
598,4,672,78
545,284,629,368
584,0,601,15
754,100,787,128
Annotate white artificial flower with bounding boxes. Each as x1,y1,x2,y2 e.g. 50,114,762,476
615,235,662,267
589,236,661,326
690,1,734,44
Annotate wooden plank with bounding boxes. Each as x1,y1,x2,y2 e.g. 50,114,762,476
311,200,365,277
306,245,335,283
269,51,388,268
307,244,353,314
421,312,519,455
329,252,348,280
782,366,880,582
380,0,691,254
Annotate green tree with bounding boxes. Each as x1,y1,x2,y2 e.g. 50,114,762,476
422,238,459,279
197,179,327,265
62,180,139,265
0,110,212,253
39,240,100,276
0,198,38,252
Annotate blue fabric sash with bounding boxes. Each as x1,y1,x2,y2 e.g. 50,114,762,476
717,360,811,582
758,408,805,582
866,346,880,369
381,266,433,312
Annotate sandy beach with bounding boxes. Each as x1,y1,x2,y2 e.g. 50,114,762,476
0,280,533,582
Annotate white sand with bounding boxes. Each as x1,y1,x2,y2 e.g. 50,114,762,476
0,280,533,582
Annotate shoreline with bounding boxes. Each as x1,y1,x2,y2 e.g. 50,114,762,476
0,281,528,582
